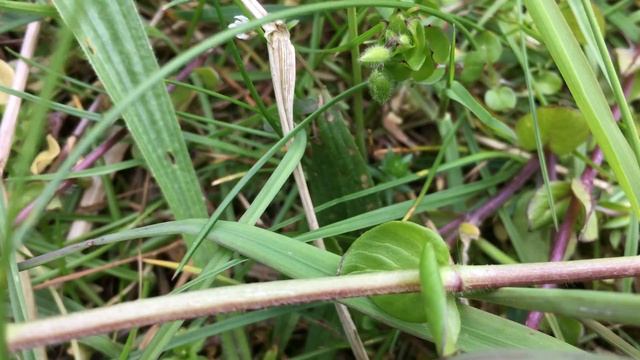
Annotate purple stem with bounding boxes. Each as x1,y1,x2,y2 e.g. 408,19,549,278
525,72,637,330
546,151,557,181
441,157,541,245
54,96,104,169
165,53,209,93
15,129,127,224
72,96,103,138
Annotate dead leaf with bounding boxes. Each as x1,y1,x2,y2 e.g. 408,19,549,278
30,134,60,174
0,59,15,105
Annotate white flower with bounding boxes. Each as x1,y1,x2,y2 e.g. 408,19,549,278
228,15,253,40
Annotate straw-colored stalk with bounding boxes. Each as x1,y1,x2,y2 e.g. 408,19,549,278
238,1,369,358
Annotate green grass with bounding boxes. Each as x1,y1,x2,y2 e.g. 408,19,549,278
2,1,640,359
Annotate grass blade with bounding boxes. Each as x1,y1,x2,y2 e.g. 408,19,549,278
517,0,557,229
52,0,218,266
471,288,640,325
447,81,517,143
525,0,640,216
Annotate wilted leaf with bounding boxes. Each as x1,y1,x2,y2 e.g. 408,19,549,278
571,179,598,242
580,212,598,242
610,229,622,249
459,222,481,240
0,59,14,106
30,134,61,175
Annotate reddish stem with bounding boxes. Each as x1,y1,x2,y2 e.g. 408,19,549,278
14,54,209,224
546,151,557,181
441,157,540,245
525,71,637,330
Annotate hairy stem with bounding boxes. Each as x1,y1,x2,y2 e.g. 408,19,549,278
8,255,640,351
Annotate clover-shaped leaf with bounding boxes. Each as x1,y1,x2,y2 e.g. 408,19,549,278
476,31,502,63
534,70,563,95
485,86,516,112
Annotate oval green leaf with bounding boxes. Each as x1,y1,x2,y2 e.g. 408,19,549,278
425,26,450,64
476,31,502,63
534,70,563,95
526,181,572,230
340,221,449,322
485,86,516,112
515,107,589,155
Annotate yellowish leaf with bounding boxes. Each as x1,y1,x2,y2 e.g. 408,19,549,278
459,222,481,240
30,134,61,175
142,258,202,275
0,59,15,105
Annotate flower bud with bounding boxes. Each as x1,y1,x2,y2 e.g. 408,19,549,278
359,45,391,65
368,70,393,104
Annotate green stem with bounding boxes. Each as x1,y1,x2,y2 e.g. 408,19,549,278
582,319,640,359
517,0,557,229
474,238,518,265
348,7,366,158
402,119,462,221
